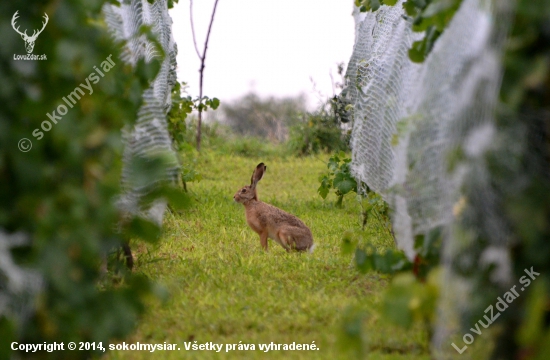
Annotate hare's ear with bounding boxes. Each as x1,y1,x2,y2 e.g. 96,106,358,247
250,163,266,189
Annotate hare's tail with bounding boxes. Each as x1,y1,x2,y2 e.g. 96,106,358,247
308,243,316,254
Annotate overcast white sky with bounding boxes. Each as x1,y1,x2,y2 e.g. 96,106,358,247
169,0,355,110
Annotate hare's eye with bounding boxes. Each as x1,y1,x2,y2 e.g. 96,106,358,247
241,189,247,193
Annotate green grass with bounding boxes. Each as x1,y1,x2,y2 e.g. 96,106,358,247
106,150,430,360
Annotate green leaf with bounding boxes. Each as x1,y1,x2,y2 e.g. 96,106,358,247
408,39,427,63
338,150,347,159
318,184,329,199
355,248,373,273
127,217,162,243
210,97,220,110
423,26,441,54
341,232,356,255
382,274,415,328
328,157,339,172
403,1,420,16
333,173,356,195
162,186,192,210
182,102,193,113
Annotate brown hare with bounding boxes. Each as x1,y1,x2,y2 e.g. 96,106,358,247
233,163,315,252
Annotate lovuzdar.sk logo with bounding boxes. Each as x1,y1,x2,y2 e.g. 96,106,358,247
12,10,48,60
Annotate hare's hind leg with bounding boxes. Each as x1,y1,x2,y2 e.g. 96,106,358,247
280,227,312,252
277,229,294,252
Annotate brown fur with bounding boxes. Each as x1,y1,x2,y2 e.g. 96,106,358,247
233,163,314,252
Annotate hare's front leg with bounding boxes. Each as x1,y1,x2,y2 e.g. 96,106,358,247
260,230,268,251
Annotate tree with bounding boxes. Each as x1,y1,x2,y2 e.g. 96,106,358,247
190,0,220,151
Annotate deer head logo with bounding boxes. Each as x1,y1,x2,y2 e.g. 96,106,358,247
11,11,49,54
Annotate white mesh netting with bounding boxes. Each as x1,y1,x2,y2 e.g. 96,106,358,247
343,0,510,259
0,231,42,331
342,0,514,356
104,0,179,224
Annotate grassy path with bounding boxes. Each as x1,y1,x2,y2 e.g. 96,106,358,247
107,152,429,359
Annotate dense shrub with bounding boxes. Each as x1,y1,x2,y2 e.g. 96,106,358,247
0,1,182,358
219,92,307,142
288,102,350,156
